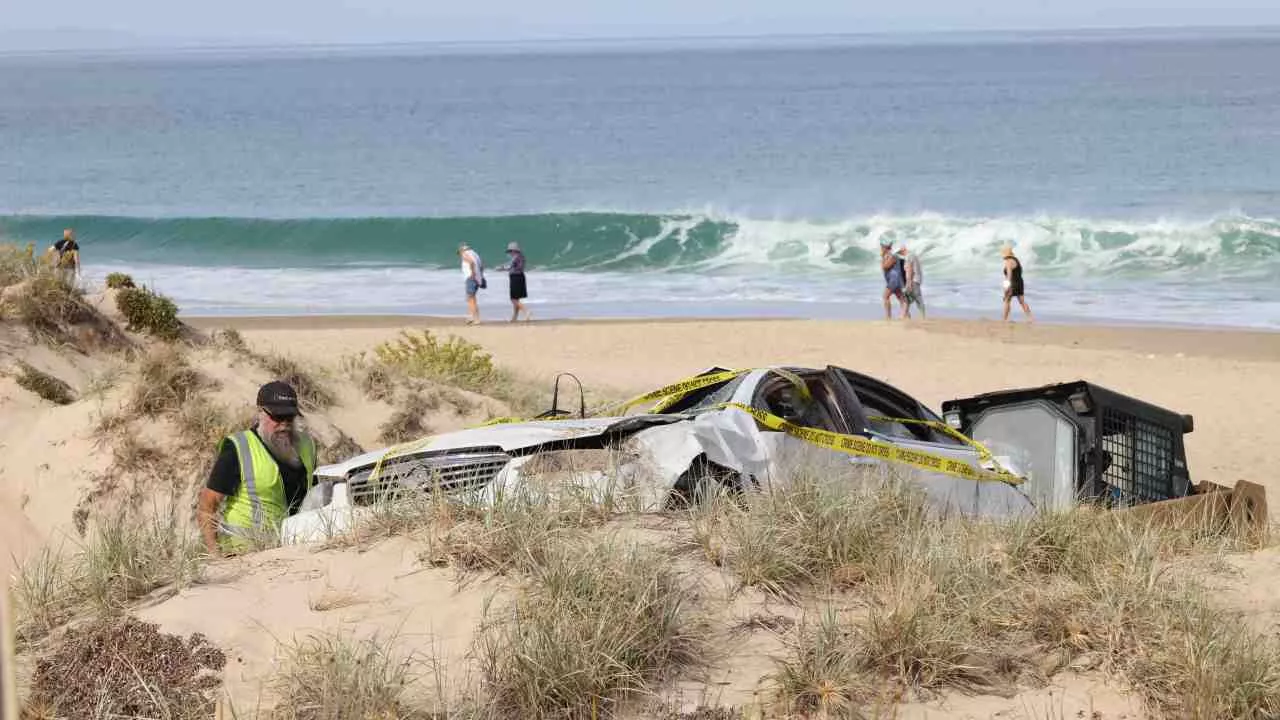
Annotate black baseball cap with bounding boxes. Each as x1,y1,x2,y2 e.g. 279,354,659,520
257,381,301,417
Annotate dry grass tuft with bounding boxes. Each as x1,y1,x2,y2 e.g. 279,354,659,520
10,544,80,644
23,615,226,720
128,345,214,417
728,467,1280,716
0,241,38,286
317,429,365,466
357,358,396,401
8,274,112,349
173,395,240,451
417,467,634,575
769,607,866,717
12,361,76,405
76,502,206,613
266,629,422,720
258,351,336,411
474,536,707,719
213,326,250,354
13,497,205,645
81,362,124,401
378,392,435,445
690,468,929,599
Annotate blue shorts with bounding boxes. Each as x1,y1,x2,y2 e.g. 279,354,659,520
465,277,479,297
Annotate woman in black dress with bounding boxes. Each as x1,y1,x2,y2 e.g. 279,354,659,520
1001,244,1034,322
500,241,531,322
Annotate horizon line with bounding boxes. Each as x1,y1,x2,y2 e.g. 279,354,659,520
3,21,1280,59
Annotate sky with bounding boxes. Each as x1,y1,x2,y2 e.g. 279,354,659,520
2,0,1279,51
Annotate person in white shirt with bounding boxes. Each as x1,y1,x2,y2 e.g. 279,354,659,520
896,243,926,319
458,243,486,325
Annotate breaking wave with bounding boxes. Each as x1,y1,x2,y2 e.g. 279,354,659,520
1,211,1277,280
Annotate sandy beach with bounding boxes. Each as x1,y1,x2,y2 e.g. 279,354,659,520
190,315,1280,505
7,306,1280,717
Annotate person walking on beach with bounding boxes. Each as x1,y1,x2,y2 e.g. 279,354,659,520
897,242,926,319
459,242,486,325
1001,244,1033,322
197,381,317,557
880,236,909,319
497,241,531,322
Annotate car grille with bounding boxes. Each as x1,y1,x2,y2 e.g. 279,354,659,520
346,448,511,505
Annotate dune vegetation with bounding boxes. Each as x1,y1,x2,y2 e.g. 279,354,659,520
3,250,1278,720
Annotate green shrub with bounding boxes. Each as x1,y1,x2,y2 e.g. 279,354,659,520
105,272,137,289
374,330,495,392
116,286,182,340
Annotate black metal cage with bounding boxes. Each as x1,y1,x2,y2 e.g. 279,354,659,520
942,380,1194,507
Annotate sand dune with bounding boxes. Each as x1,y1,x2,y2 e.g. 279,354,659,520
6,305,1279,718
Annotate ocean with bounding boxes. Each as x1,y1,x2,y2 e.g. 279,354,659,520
1,29,1278,327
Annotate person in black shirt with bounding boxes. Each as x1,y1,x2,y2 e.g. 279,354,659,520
197,381,318,556
1001,244,1034,323
50,228,80,282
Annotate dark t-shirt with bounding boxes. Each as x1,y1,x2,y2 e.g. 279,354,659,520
206,430,309,516
54,239,79,254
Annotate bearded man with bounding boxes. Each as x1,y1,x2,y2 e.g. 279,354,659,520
197,381,317,557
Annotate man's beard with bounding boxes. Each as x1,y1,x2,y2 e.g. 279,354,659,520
263,426,302,468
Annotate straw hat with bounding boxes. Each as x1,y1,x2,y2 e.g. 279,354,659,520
1000,244,1015,258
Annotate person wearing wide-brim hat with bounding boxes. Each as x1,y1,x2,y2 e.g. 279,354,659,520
497,240,531,322
1001,244,1033,322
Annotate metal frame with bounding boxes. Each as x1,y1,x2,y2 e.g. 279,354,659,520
943,380,1194,507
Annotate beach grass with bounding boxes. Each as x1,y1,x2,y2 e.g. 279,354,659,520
266,629,421,720
473,536,707,719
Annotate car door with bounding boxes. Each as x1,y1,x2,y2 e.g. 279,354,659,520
742,368,861,485
824,366,977,469
825,367,1035,518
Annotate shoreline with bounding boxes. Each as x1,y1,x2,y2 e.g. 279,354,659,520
187,314,1280,363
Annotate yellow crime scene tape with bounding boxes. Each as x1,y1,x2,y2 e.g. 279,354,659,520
866,415,1007,468
367,370,749,480
722,403,1022,485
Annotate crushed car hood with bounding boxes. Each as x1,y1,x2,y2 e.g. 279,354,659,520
315,414,687,479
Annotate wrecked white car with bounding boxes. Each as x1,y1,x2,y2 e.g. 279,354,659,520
282,365,1036,544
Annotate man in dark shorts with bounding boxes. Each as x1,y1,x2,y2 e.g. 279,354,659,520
196,381,317,556
499,241,531,322
1001,244,1034,322
459,242,485,325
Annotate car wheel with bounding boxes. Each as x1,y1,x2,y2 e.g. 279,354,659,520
666,455,745,510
